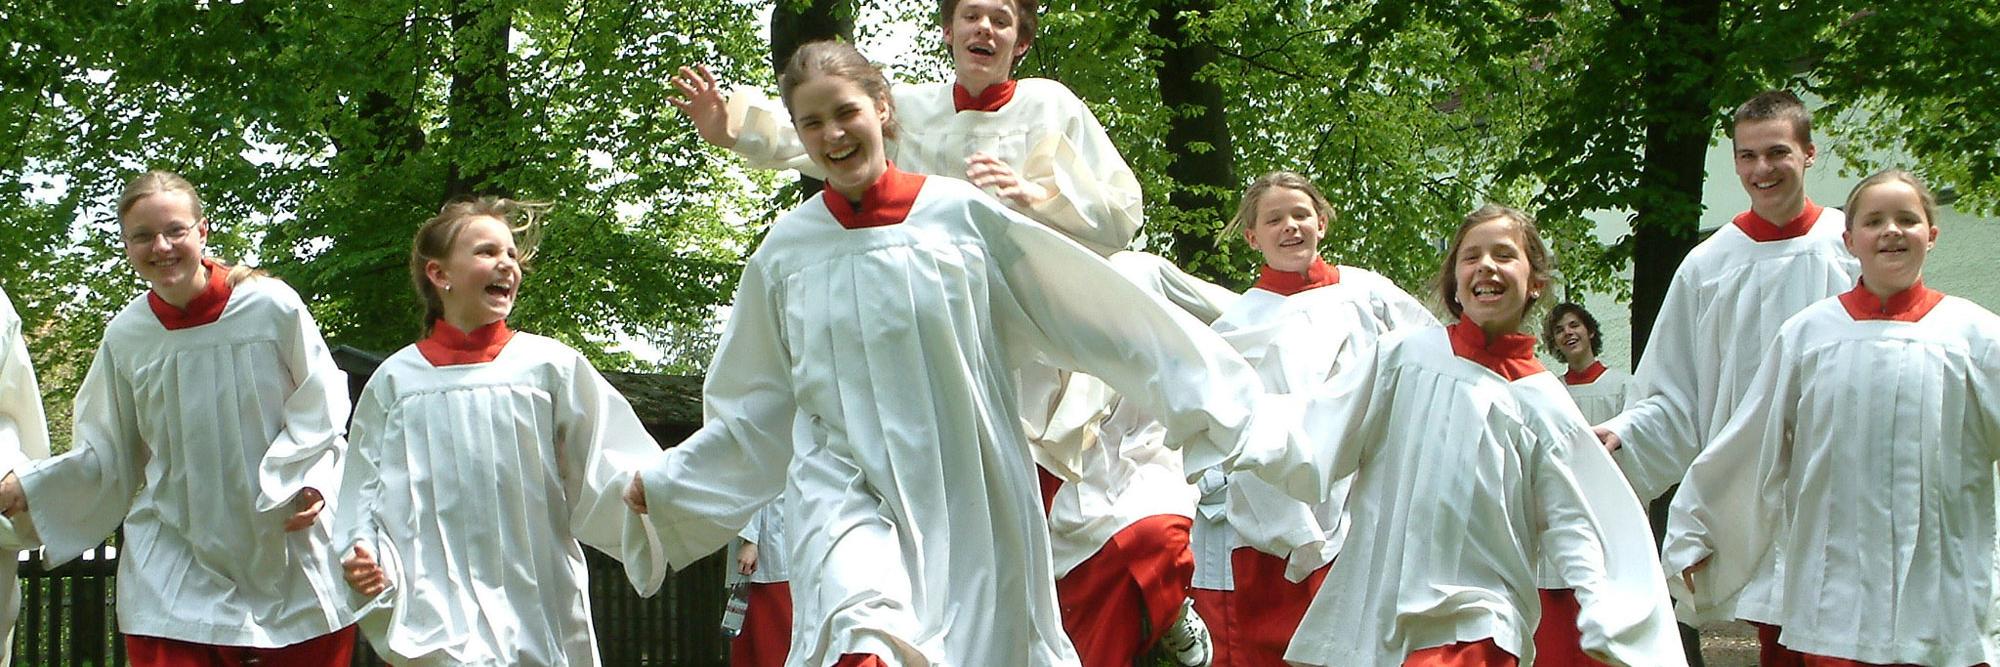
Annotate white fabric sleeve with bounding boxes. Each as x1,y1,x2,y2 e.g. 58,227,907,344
725,87,824,176
1021,370,1115,482
17,342,145,564
554,354,671,596
1541,419,1688,666
1604,268,1706,501
639,264,796,571
1018,97,1144,256
330,386,400,614
983,208,1261,478
1229,338,1388,506
0,290,49,474
254,289,352,513
1106,251,1237,324
1661,337,1798,624
1226,475,1334,581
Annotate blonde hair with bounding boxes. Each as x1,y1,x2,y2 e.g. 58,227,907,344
778,40,901,141
1224,171,1337,243
1431,204,1555,321
409,198,548,335
1842,168,1938,229
119,170,266,287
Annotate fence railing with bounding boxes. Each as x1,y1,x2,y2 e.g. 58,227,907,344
13,541,731,666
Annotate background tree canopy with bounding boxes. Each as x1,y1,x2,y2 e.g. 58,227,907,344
3,0,1995,449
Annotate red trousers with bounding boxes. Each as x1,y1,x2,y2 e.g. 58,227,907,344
1404,638,1517,667
125,625,356,667
731,581,794,667
1055,513,1197,667
1192,548,1330,666
1753,623,1988,667
1533,589,1611,666
1801,656,1987,667
834,655,886,667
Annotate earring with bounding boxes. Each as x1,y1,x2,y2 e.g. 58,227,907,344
444,284,453,293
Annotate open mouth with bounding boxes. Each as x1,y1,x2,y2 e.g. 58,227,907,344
966,43,998,59
484,280,515,300
1278,237,1306,248
1470,281,1506,302
1751,179,1780,191
826,145,858,162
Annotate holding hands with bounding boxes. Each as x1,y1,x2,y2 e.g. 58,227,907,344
623,471,648,515
283,487,324,532
343,544,388,596
0,472,26,518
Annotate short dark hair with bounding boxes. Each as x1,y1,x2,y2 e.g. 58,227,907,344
1541,302,1603,357
1732,90,1812,146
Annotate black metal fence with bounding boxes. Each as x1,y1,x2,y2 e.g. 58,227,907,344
13,542,731,666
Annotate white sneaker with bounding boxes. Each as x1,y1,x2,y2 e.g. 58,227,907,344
1160,598,1212,667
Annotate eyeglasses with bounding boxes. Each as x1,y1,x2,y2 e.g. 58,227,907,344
122,224,195,247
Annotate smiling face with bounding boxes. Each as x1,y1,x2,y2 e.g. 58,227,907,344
941,0,1030,96
426,215,521,331
120,190,211,304
1553,312,1595,365
1244,186,1326,274
1733,118,1816,223
1844,180,1938,298
1453,216,1545,336
790,75,891,203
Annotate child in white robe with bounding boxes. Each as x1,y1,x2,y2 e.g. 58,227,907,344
1233,204,1683,667
1188,171,1437,667
625,40,1262,667
0,285,50,667
0,170,358,665
1663,170,2000,667
1542,302,1629,426
333,198,668,666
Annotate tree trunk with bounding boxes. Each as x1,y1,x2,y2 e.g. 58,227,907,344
1628,0,1721,363
1148,0,1237,282
770,0,855,203
444,0,516,201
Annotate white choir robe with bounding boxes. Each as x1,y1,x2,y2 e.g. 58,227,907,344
636,175,1261,667
17,277,353,646
727,78,1142,256
1565,364,1631,427
1235,326,1684,667
1662,292,2000,666
1601,205,1857,624
1196,268,1438,588
333,332,669,667
740,496,790,585
0,287,50,667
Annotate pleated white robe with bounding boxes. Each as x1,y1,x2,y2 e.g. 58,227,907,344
1600,207,1857,624
334,332,669,667
1236,326,1684,667
0,287,50,667
18,277,353,646
1565,365,1631,427
1663,293,2000,666
1197,269,1438,586
636,175,1260,666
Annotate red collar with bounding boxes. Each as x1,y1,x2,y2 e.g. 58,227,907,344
1838,279,1945,322
1563,360,1608,386
417,319,515,366
1732,200,1823,242
148,258,233,330
1252,257,1340,296
1446,318,1545,381
953,80,1018,113
821,163,927,229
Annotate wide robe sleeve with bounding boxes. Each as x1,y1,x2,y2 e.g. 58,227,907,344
253,289,351,513
0,291,49,476
724,86,822,176
980,206,1260,477
638,263,797,571
331,384,406,619
1603,267,1707,501
18,341,146,564
1659,334,1799,624
1227,332,1392,507
1014,90,1144,256
552,354,672,595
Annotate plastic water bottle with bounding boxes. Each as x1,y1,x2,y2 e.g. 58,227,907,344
720,581,750,638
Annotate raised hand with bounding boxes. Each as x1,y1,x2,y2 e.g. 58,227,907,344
668,64,737,149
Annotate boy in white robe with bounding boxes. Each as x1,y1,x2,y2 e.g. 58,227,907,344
0,171,358,664
626,41,1262,667
1664,170,2000,667
1542,302,1629,426
1594,90,1859,662
0,286,50,667
1234,205,1683,667
333,198,669,667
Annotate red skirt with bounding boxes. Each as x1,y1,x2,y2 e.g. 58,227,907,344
731,581,794,667
1055,513,1196,667
1192,548,1330,666
1404,638,1517,667
1532,588,1611,666
125,625,357,667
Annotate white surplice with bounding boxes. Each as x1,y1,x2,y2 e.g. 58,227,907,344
1194,269,1437,589
334,332,668,667
1663,292,2000,666
1236,326,1684,667
1565,365,1631,427
18,277,353,647
0,287,49,667
636,175,1260,666
739,497,790,584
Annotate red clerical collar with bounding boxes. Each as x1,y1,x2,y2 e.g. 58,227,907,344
1252,257,1340,296
1838,279,1945,322
418,319,515,366
148,258,233,330
1446,318,1545,381
953,80,1018,113
1564,360,1608,386
821,163,927,229
1732,200,1823,242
